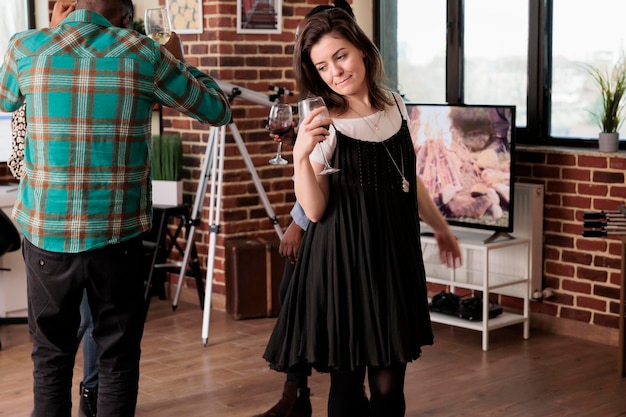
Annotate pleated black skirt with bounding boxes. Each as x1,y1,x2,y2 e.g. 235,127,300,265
264,122,433,373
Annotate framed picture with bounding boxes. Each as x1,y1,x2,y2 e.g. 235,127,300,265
237,0,282,34
166,0,203,34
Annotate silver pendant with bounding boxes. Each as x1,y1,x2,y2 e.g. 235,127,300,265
402,178,410,193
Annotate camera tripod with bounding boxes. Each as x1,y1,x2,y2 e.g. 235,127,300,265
171,82,292,345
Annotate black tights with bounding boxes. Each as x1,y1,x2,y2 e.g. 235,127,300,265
328,363,407,417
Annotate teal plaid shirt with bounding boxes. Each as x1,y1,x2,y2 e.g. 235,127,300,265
0,10,230,253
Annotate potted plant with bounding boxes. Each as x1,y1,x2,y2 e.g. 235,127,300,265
585,55,626,152
152,133,183,206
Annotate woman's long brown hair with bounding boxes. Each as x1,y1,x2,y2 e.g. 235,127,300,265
293,8,393,116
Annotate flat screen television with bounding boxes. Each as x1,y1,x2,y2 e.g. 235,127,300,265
406,103,516,243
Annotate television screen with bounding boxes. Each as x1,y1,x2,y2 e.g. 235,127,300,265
407,103,516,241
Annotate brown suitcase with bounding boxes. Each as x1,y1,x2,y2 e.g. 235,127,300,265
224,237,283,320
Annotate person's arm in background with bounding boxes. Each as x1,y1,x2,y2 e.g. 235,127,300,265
280,221,304,264
279,201,309,264
153,35,230,126
50,1,76,27
416,177,463,268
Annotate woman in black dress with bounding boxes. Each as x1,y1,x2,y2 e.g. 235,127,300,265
263,9,462,417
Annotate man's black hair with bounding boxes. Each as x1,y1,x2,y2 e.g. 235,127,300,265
305,0,355,19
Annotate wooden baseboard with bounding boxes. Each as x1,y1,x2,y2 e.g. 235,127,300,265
530,312,618,347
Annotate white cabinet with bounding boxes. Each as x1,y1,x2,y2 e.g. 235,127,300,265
421,230,530,351
0,186,27,318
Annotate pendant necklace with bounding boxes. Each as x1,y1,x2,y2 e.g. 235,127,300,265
383,143,410,193
350,106,409,193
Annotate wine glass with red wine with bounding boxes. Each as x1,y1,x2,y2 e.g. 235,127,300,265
298,97,340,175
267,103,293,165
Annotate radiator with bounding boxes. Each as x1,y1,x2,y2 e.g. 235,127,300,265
512,182,545,298
474,182,545,299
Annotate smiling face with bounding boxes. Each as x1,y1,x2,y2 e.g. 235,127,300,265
309,34,368,101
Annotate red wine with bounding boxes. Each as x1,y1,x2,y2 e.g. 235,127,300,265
268,120,292,140
270,126,292,136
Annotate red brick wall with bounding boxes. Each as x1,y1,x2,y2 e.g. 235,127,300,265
514,147,625,330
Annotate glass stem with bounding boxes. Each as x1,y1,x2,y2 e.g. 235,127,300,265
319,142,332,168
275,142,283,159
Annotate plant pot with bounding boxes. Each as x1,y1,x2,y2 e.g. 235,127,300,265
598,132,619,153
152,180,183,206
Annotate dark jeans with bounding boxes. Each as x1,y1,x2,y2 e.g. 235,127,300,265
25,236,146,417
78,289,98,389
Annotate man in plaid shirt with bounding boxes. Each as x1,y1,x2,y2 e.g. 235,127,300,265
0,1,231,416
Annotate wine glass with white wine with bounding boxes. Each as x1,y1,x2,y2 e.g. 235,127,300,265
298,97,340,175
144,8,172,45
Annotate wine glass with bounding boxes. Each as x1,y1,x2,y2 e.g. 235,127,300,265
267,103,293,165
298,97,340,175
145,8,172,45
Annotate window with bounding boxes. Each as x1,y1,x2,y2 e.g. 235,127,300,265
0,0,34,164
395,1,446,103
0,0,34,55
550,0,626,140
464,0,528,126
380,0,626,145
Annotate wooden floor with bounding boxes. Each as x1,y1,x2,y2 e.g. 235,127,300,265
1,299,626,417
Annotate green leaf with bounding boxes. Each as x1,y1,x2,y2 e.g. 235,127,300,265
151,134,182,181
583,55,626,133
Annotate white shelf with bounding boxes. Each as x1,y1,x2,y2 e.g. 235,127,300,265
422,233,531,351
429,311,527,332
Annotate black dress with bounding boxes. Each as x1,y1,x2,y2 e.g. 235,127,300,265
263,110,433,374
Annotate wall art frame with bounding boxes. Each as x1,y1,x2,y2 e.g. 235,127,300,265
237,0,282,34
166,0,203,34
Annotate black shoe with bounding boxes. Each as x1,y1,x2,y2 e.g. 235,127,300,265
253,381,312,417
79,382,98,417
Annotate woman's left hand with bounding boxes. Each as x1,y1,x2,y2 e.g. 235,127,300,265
434,229,462,268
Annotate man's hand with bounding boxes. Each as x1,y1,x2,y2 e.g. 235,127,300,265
50,1,76,27
279,221,304,264
163,32,184,61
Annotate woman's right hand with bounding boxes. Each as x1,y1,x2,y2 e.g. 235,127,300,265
293,106,332,163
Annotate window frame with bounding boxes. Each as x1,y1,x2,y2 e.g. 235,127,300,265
376,0,612,148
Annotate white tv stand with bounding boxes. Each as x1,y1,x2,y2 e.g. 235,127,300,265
421,230,530,351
